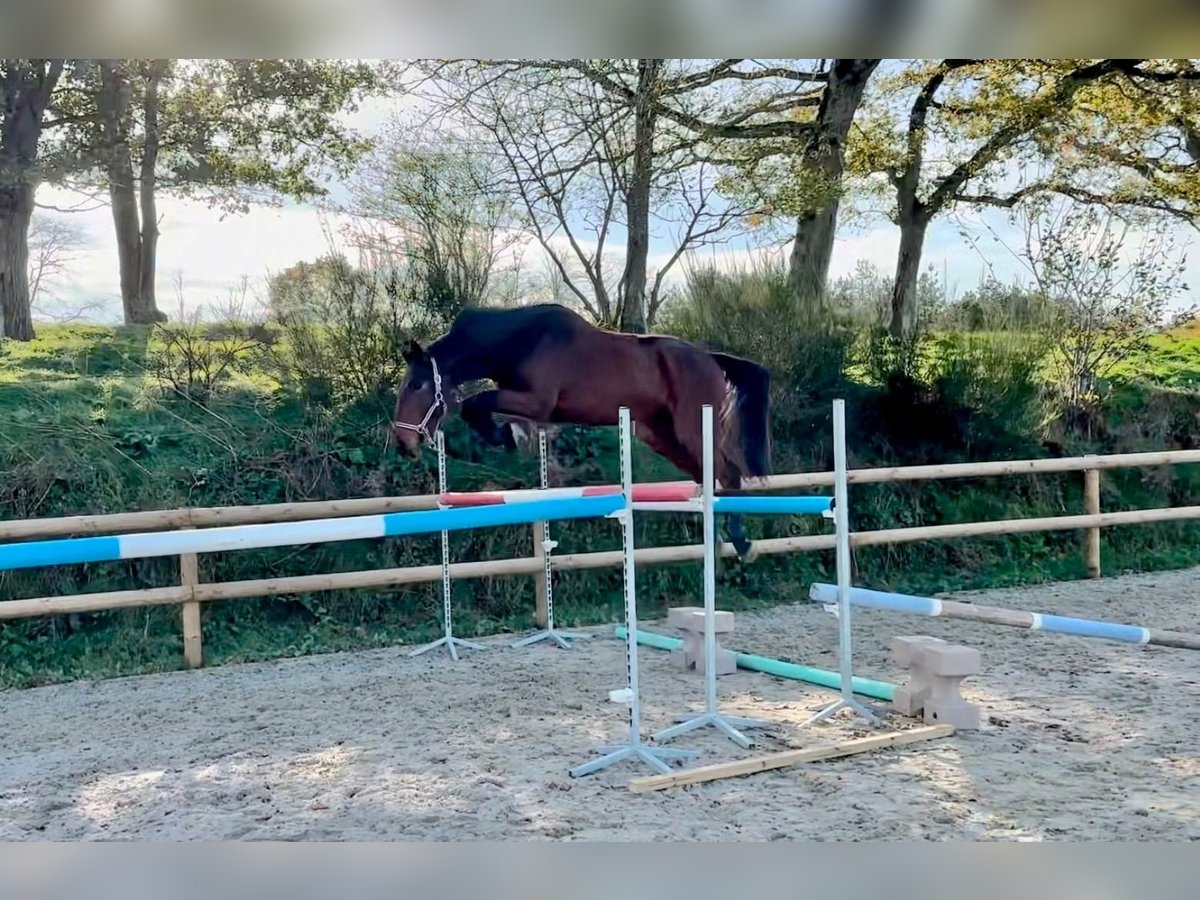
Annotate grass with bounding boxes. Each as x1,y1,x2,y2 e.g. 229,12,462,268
2,320,1200,690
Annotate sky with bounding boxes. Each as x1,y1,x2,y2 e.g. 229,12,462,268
26,77,1199,326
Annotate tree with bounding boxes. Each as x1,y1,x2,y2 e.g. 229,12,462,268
848,58,1165,339
0,59,66,340
1014,197,1194,429
56,58,383,326
27,214,90,316
566,58,881,313
341,123,523,321
617,58,662,333
1043,59,1200,215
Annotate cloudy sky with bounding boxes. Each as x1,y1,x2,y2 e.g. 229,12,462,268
28,83,1198,325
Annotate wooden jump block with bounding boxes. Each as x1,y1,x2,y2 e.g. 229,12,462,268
920,643,982,730
889,635,982,730
668,607,737,675
889,635,945,716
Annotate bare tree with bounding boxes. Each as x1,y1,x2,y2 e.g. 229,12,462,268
1016,198,1194,428
411,59,755,331
544,58,881,315
341,123,523,320
27,215,85,306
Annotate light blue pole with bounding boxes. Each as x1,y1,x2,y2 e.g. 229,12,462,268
614,626,895,702
713,496,833,516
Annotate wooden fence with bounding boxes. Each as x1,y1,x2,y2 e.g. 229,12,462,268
2,448,1199,669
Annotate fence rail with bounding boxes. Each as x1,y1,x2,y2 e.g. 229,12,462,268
2,447,1199,667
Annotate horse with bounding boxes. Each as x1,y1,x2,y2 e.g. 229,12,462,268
390,303,773,558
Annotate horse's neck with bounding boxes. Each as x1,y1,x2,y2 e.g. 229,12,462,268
430,332,493,385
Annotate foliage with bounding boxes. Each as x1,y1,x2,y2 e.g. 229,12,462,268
933,276,1061,333
148,310,273,405
827,259,947,330
268,256,423,410
50,59,384,213
341,125,523,316
1012,198,1196,429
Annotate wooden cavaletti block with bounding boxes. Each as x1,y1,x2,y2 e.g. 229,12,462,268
890,635,982,730
668,607,737,675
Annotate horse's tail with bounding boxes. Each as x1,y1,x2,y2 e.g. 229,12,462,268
710,351,772,480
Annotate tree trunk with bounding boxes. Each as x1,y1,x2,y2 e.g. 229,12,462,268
888,210,929,339
0,182,36,340
99,60,165,325
618,58,660,334
787,59,880,313
0,59,64,341
137,60,167,319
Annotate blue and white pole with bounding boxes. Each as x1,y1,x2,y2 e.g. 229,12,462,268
807,583,1200,651
0,493,625,571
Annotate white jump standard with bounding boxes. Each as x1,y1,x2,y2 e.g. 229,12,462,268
410,430,486,661
510,429,589,649
650,404,770,750
568,407,701,778
804,399,880,728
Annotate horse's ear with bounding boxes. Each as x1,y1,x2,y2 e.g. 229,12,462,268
402,339,425,363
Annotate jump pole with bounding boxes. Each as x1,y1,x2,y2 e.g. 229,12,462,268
568,407,700,778
510,428,589,650
410,430,486,661
808,583,1200,651
0,493,628,571
651,404,769,749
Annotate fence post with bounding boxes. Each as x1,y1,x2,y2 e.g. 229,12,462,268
533,520,549,628
179,532,203,667
1084,467,1101,578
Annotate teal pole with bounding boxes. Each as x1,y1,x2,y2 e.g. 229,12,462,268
613,626,895,702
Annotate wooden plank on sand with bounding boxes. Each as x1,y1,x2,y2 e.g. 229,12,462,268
627,724,955,793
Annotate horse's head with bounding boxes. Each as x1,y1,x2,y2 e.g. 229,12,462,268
392,340,447,455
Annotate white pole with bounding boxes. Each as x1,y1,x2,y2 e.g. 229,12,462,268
652,404,764,747
568,408,698,777
408,429,485,660
511,428,587,649
834,399,855,705
702,403,719,716
806,398,877,725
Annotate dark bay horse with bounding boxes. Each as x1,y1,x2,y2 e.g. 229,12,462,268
391,303,772,558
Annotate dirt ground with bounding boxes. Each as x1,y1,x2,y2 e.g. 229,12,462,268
2,566,1198,841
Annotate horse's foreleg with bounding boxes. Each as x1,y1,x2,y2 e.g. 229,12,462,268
460,392,510,447
462,389,556,450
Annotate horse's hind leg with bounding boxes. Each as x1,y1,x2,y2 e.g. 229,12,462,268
667,405,757,561
635,416,703,483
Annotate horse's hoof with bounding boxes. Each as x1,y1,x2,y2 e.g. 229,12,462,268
508,421,531,448
731,535,757,561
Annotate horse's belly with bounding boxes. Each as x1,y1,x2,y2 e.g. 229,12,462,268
553,387,656,425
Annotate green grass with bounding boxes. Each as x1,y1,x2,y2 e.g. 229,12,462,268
2,321,1200,690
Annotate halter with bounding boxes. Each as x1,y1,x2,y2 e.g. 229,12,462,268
393,356,446,441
